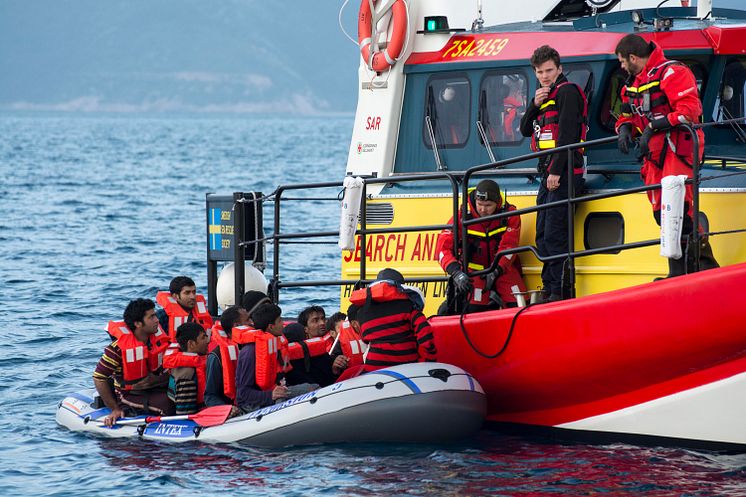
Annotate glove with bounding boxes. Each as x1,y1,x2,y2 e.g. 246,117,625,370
483,266,504,291
617,124,634,154
638,125,655,158
451,270,472,294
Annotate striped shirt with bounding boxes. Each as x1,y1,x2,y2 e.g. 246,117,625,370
359,299,437,372
167,367,199,415
93,342,124,390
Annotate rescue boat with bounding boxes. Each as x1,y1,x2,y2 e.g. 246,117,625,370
204,0,746,449
56,363,486,447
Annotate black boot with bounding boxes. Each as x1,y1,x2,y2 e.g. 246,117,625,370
667,256,687,278
696,237,720,271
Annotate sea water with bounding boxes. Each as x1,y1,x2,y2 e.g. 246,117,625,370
1,113,745,497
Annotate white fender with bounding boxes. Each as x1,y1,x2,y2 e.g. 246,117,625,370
338,176,365,250
660,174,688,259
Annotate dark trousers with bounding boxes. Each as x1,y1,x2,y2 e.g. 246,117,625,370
536,174,584,297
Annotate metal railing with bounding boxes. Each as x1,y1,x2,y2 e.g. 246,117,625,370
226,122,746,307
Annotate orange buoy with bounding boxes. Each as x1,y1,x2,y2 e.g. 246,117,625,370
358,0,407,72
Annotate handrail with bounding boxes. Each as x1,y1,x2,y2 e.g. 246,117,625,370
240,120,745,307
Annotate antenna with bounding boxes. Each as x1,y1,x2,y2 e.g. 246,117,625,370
471,0,484,32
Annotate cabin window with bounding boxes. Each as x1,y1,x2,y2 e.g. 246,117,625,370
713,58,746,123
478,72,527,145
423,74,471,149
599,68,627,131
564,64,593,95
681,61,708,96
584,212,624,254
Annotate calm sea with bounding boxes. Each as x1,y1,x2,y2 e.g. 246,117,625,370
1,113,745,497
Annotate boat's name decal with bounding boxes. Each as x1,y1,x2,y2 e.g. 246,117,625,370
246,391,318,420
144,422,193,438
442,36,509,60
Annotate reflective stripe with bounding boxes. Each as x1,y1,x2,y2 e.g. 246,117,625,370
468,262,485,270
467,229,486,237
196,301,206,314
228,345,237,361
487,226,507,237
125,348,135,363
383,48,395,66
135,346,144,361
538,139,556,149
350,340,360,354
539,99,556,111
359,37,371,48
626,81,660,93
119,326,130,335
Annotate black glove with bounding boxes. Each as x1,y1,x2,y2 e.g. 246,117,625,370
483,266,504,291
617,124,634,154
451,270,472,294
638,126,655,158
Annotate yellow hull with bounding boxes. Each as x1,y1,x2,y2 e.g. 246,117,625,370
341,191,746,316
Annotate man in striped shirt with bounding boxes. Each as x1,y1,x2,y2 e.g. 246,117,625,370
93,299,173,426
356,268,437,372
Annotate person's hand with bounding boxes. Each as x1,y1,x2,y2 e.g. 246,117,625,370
272,385,289,401
228,406,244,418
638,125,655,158
484,266,504,290
104,407,125,427
617,124,634,154
332,355,349,375
452,270,472,294
534,86,551,107
546,174,561,191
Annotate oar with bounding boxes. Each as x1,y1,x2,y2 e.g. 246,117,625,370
102,404,234,428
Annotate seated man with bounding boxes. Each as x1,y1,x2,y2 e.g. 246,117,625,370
204,305,250,416
165,322,210,415
235,303,290,412
435,179,526,314
298,305,327,339
283,322,348,387
351,268,437,372
93,298,173,426
326,312,347,339
156,275,213,339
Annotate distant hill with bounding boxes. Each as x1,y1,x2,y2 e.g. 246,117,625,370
1,0,742,115
0,0,360,114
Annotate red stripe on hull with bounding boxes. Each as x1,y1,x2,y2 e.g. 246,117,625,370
431,263,746,426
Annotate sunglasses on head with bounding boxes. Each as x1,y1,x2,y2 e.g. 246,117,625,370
475,191,490,200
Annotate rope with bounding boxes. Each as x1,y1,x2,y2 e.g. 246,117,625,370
338,0,359,45
457,291,534,360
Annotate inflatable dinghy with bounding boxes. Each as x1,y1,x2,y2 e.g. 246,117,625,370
56,362,485,447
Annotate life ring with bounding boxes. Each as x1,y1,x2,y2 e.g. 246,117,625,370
358,0,407,72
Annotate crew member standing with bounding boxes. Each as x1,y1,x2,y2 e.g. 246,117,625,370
519,45,587,302
614,33,718,277
435,179,526,314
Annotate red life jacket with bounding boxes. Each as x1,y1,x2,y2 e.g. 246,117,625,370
107,320,170,391
163,349,207,404
530,81,588,174
461,191,513,306
206,322,240,401
156,291,213,341
622,60,702,167
231,326,290,391
338,321,366,367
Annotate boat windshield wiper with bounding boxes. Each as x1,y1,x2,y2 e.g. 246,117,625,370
718,105,746,144
477,89,497,164
426,87,446,171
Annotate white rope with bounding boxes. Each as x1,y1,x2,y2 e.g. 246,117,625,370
338,0,359,45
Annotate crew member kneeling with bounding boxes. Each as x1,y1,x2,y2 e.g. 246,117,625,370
436,179,526,314
352,268,437,372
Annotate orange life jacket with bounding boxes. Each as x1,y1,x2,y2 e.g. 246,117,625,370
286,334,334,361
107,320,170,391
156,291,213,341
206,322,240,401
338,322,366,367
231,325,291,391
349,281,410,306
163,349,207,404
